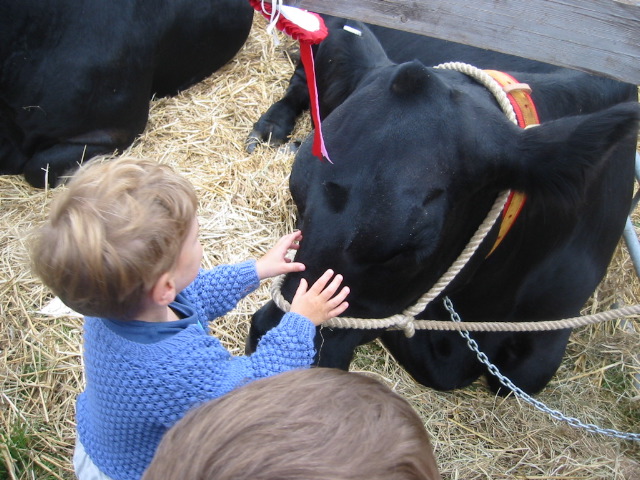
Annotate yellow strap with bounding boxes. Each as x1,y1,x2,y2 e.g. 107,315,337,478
484,70,540,256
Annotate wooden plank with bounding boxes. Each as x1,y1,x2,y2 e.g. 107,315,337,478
274,0,640,84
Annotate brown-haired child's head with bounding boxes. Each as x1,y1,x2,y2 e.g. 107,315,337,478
143,367,441,480
30,156,197,319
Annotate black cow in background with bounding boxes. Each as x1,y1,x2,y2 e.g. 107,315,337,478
0,0,254,188
247,17,640,394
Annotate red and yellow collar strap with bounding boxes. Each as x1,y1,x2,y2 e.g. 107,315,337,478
484,70,540,256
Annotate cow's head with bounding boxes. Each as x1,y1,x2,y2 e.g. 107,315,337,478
249,58,640,370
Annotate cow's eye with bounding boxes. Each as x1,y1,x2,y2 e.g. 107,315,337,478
381,249,416,270
323,181,350,213
422,188,444,209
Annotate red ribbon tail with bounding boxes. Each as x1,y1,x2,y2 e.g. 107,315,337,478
299,42,331,163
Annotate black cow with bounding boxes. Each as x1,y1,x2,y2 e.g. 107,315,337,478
248,18,640,394
0,0,254,188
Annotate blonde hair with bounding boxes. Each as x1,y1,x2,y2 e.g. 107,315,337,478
30,156,197,318
143,368,441,480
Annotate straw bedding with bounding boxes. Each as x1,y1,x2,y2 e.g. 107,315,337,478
1,15,639,479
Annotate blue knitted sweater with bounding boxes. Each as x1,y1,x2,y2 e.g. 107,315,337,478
76,260,316,480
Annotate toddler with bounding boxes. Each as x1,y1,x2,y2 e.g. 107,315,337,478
29,157,350,480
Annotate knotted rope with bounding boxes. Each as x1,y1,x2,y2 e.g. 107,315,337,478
271,62,640,336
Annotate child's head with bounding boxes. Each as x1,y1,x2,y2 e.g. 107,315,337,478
142,368,441,480
30,156,198,319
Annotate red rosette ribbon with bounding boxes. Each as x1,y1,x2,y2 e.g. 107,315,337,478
249,0,331,162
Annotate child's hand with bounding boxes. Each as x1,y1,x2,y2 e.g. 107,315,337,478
256,231,305,280
290,269,350,326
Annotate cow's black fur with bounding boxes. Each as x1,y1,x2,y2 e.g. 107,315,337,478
0,0,253,187
248,18,640,394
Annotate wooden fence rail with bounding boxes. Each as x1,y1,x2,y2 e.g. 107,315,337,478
272,0,640,84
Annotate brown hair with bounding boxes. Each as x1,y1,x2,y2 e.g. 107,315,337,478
30,156,197,318
143,368,441,480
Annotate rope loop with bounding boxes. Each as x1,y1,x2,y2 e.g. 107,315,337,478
435,62,518,124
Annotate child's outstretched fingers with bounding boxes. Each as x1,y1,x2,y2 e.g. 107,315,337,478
256,231,305,280
290,270,350,326
306,269,336,294
294,277,309,297
316,271,347,299
327,285,350,318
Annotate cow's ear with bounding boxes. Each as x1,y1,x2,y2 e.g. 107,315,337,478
503,102,639,206
391,60,438,97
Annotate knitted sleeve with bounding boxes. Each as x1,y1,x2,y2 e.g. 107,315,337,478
145,312,316,422
183,260,259,322
212,312,316,396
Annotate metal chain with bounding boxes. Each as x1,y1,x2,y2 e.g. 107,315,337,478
443,296,640,442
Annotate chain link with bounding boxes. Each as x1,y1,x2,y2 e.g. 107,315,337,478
443,296,640,442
